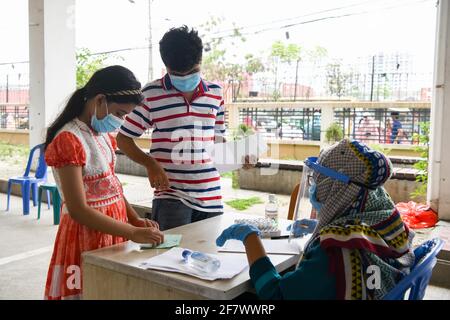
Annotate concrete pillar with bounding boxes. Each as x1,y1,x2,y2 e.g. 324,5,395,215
428,0,450,220
28,0,76,147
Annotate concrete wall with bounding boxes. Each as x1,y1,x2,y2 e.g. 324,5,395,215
115,152,148,177
237,166,424,205
237,166,303,195
0,130,29,145
0,130,420,158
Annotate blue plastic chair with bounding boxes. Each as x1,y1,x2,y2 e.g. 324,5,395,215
6,144,50,215
383,238,444,300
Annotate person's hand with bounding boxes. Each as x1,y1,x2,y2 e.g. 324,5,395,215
146,157,170,191
287,219,318,237
130,217,159,229
129,226,164,244
242,155,257,170
216,223,261,246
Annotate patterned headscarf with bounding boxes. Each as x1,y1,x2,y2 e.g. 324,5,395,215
305,139,415,300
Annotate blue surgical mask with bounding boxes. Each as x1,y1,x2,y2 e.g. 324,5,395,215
309,183,323,212
91,103,124,133
169,71,201,92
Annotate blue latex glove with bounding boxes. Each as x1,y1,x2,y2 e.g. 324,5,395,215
287,219,318,237
216,223,261,247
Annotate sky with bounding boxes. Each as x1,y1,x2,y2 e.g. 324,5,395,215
0,0,438,85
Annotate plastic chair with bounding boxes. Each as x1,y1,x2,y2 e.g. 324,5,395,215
288,183,300,220
6,144,50,215
37,183,61,225
383,238,444,300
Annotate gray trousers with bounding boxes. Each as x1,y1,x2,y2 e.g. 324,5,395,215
150,198,223,231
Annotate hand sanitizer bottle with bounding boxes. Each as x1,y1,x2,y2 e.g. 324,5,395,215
265,194,279,224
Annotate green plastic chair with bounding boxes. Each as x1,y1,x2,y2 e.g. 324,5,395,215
37,184,61,225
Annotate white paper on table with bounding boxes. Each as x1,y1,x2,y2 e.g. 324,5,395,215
206,133,268,173
218,237,310,255
139,247,248,281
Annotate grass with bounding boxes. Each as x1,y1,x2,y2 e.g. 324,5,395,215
220,172,233,179
220,170,240,189
225,196,263,211
0,142,29,165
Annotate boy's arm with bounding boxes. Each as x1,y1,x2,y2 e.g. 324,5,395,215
117,102,169,190
214,99,226,144
117,133,169,190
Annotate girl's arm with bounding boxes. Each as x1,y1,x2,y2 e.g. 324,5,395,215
57,165,163,244
124,197,159,229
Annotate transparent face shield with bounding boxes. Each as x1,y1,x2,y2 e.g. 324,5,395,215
288,162,315,243
289,156,376,242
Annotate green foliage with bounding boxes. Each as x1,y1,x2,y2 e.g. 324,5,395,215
269,41,302,101
76,48,109,88
0,142,29,165
368,144,392,156
225,197,263,211
326,61,352,99
270,41,302,63
411,122,430,200
325,122,344,143
232,124,254,140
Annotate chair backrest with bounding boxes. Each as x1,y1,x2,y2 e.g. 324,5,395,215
288,183,300,220
24,144,48,179
383,238,444,300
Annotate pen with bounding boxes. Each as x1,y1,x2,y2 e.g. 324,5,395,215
271,235,290,240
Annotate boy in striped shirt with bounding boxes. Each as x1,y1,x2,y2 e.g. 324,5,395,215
117,26,235,230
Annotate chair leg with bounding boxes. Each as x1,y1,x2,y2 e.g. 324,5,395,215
53,190,61,225
37,187,43,220
6,180,12,211
46,190,51,210
31,183,38,207
22,181,31,215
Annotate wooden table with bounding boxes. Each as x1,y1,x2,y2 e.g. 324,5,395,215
82,212,299,300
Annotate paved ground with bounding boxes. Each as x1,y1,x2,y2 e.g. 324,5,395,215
1,192,450,300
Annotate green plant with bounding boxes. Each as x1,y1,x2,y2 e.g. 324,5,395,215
225,197,263,211
325,122,344,143
368,144,392,156
220,172,233,179
76,48,109,88
411,122,430,200
0,142,29,161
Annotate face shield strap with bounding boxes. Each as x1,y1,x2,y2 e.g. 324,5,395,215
305,157,376,191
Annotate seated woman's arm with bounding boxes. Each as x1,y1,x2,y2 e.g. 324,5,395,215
245,235,337,300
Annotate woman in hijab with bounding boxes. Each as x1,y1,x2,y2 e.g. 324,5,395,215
216,139,415,300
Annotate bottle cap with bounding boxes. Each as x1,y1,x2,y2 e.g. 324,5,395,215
182,249,192,260
269,194,276,202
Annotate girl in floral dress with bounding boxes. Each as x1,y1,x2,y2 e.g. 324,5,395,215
43,66,164,300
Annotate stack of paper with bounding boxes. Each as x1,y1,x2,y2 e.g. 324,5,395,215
217,237,310,255
139,247,248,281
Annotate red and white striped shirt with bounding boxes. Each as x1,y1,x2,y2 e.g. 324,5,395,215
119,74,226,212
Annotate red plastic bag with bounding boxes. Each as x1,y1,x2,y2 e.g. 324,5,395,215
395,201,439,229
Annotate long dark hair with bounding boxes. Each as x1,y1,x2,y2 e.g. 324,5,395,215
44,65,143,149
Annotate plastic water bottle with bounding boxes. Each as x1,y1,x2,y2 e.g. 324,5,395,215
182,250,221,273
265,194,279,224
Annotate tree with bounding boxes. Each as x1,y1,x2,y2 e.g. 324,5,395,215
306,46,328,99
269,41,302,101
200,17,265,102
200,17,245,82
326,61,352,99
76,48,109,88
